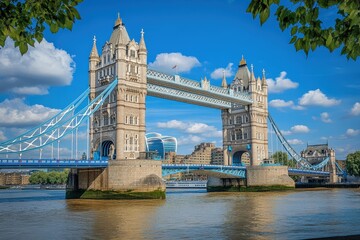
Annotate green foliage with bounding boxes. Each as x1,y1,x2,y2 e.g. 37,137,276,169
346,151,360,176
29,170,69,184
247,0,360,60
0,0,83,54
272,151,297,167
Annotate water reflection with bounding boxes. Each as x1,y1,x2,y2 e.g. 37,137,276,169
1,189,360,239
66,199,165,240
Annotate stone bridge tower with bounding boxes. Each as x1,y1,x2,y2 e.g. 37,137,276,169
222,57,268,166
89,15,147,160
67,14,165,199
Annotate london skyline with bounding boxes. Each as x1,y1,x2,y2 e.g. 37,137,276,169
0,0,359,159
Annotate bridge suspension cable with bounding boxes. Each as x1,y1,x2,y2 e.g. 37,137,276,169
0,88,89,146
268,114,332,170
0,79,118,154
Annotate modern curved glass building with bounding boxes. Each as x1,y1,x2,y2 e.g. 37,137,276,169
145,132,177,159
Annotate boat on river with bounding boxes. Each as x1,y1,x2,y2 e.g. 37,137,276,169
165,180,207,188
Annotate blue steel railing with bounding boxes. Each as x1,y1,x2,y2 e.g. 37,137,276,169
0,159,332,177
0,159,108,169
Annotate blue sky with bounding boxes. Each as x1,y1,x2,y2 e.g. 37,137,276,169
0,0,359,159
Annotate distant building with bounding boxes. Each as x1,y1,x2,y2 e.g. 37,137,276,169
0,172,30,185
211,148,224,165
145,132,177,160
301,143,330,165
185,143,215,165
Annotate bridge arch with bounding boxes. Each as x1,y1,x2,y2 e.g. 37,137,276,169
93,138,115,160
232,150,250,166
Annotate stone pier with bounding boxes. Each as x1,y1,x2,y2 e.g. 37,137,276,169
66,160,166,199
246,165,295,188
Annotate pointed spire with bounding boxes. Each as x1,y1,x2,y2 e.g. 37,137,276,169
239,55,247,66
262,69,268,86
114,12,123,28
221,70,228,89
250,64,256,82
139,28,146,50
90,35,99,57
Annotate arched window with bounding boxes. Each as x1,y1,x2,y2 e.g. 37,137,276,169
103,112,109,125
129,116,133,125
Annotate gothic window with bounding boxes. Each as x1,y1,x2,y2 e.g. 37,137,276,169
130,65,135,74
125,94,128,101
129,116,133,125
104,112,109,125
103,56,106,65
130,95,133,102
235,129,242,140
107,54,110,63
125,116,128,124
135,139,138,151
231,131,235,141
245,116,249,123
236,116,241,124
110,113,116,124
130,137,134,151
130,50,135,58
244,132,248,139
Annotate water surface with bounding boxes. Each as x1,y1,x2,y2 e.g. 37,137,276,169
0,188,359,239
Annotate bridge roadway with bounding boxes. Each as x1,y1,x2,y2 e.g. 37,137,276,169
0,159,330,177
146,69,253,109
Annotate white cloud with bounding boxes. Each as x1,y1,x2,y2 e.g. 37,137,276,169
282,125,310,135
287,139,304,145
320,112,332,123
0,38,75,95
350,102,360,116
291,125,310,133
149,52,200,74
210,63,234,79
269,99,305,110
157,120,187,130
156,120,222,140
346,128,360,137
186,123,217,134
267,71,299,93
299,89,341,107
269,99,294,108
177,135,203,145
0,98,60,127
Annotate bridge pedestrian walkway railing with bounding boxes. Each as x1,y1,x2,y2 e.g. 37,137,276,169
147,69,253,104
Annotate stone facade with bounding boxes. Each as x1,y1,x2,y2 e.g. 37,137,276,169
89,15,147,161
222,57,268,166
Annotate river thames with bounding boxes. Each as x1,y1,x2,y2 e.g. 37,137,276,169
0,188,360,240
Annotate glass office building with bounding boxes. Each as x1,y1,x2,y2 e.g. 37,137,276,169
145,132,177,159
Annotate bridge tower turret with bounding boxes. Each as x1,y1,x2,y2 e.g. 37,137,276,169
222,56,268,166
88,14,148,161
67,14,164,199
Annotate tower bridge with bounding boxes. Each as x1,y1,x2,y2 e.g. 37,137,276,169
0,14,341,198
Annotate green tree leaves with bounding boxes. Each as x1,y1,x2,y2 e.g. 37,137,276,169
29,170,69,184
272,151,297,167
247,0,360,60
346,151,360,177
0,0,83,55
